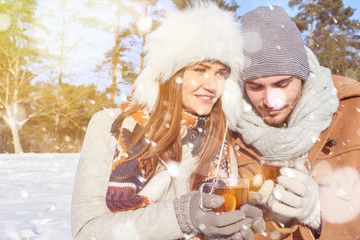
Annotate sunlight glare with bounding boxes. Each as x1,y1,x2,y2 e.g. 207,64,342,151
0,13,11,31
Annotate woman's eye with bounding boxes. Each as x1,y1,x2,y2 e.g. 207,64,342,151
193,68,206,73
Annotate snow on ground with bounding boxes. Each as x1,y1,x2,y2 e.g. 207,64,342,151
0,153,79,240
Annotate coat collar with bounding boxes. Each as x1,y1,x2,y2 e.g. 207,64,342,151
332,75,360,100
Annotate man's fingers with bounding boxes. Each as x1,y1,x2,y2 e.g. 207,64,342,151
270,200,298,218
277,176,307,197
272,185,304,208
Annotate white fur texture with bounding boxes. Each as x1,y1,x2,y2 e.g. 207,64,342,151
132,2,243,112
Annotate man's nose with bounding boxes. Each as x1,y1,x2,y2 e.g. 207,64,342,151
264,88,287,109
264,89,274,108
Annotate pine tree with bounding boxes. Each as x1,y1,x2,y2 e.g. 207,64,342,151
289,0,360,80
172,0,240,14
82,0,162,106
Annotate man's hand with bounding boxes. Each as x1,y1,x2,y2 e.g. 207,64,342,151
268,167,321,230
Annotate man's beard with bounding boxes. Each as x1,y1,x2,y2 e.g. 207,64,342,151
263,115,288,127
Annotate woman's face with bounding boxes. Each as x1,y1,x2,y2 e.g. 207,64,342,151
182,62,229,116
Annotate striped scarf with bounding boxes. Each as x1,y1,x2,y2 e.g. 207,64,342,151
106,100,232,212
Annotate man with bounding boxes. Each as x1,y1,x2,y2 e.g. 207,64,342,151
227,6,360,240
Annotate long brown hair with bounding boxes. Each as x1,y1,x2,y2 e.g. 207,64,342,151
111,68,229,190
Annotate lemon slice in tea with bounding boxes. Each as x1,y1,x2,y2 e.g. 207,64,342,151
217,193,236,212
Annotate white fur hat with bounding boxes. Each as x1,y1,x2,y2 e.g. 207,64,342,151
132,1,243,123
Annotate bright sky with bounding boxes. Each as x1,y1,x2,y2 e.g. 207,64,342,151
27,0,360,102
239,0,359,18
159,0,360,19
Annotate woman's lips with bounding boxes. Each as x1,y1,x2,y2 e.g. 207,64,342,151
195,94,215,103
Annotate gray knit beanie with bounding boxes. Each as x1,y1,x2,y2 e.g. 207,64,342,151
241,6,310,84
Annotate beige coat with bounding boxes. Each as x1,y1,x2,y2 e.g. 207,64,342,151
232,76,360,239
71,108,239,240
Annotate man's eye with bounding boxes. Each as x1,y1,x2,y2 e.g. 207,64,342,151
278,82,290,88
250,86,263,91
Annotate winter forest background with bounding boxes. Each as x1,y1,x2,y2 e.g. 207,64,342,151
0,0,359,239
0,0,359,154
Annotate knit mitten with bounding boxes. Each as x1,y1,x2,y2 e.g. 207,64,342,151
249,179,274,205
269,167,321,230
174,191,265,239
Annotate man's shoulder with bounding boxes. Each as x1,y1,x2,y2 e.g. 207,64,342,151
332,75,360,100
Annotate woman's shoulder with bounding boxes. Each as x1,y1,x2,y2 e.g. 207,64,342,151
91,108,122,122
87,108,122,132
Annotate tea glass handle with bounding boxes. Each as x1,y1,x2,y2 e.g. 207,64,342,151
199,182,215,211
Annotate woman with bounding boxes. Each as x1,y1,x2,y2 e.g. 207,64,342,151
71,3,264,240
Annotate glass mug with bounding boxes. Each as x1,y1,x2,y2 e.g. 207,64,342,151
199,177,249,213
260,154,312,183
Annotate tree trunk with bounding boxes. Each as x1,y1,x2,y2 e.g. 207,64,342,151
9,120,23,153
59,0,66,84
110,2,122,105
139,5,148,73
308,0,315,47
2,106,24,153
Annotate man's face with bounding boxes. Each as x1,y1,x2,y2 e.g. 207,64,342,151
182,62,229,115
245,75,303,127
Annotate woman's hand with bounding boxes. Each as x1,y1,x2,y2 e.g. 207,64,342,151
174,192,265,239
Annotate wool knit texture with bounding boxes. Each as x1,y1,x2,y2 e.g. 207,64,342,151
235,47,339,160
241,6,310,83
106,100,233,213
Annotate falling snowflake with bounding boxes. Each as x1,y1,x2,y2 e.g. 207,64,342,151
187,142,194,149
20,190,29,199
136,16,152,34
164,160,179,177
163,112,172,121
175,77,183,84
243,103,252,112
266,88,286,110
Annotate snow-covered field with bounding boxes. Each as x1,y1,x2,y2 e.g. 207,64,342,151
0,153,79,240
1,153,359,240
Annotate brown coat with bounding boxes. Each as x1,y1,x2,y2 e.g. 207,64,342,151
232,76,360,239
